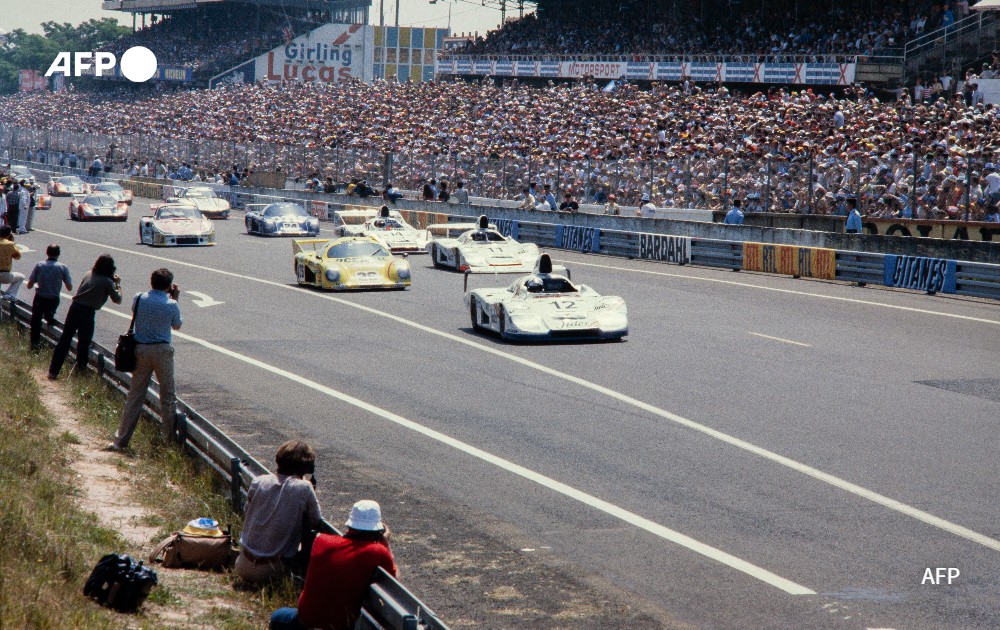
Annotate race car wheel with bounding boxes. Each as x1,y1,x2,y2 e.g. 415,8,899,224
498,306,507,337
431,245,446,269
295,262,306,285
470,300,482,330
245,218,253,234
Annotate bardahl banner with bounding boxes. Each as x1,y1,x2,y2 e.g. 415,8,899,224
637,233,690,264
863,218,1000,242
742,243,836,279
882,255,957,293
556,225,600,253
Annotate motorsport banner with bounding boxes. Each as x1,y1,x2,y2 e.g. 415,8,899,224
882,255,957,293
742,243,836,279
437,57,856,85
862,218,1000,242
637,233,690,264
556,225,600,253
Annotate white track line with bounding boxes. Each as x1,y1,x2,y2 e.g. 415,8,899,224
92,302,814,595
564,259,1000,326
41,229,1000,554
749,332,812,347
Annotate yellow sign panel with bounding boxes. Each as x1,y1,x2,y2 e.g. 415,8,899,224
864,218,1000,242
742,243,836,280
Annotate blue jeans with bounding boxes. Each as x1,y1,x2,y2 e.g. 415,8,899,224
270,608,305,630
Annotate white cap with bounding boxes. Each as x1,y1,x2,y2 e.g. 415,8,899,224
346,500,384,531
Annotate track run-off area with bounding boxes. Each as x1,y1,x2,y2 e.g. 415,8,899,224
19,196,1000,629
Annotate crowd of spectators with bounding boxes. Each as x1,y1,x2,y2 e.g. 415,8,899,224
99,7,329,76
460,0,962,59
3,72,1000,221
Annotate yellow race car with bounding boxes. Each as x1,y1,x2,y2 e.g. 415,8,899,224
293,236,411,291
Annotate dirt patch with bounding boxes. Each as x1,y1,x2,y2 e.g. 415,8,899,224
34,371,248,628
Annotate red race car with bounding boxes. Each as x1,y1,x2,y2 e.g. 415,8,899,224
69,193,128,221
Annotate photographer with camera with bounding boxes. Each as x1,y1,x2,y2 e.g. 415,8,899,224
236,440,322,585
110,268,181,451
48,254,122,379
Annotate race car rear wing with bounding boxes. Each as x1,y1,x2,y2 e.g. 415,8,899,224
292,238,331,255
427,222,497,239
463,259,571,291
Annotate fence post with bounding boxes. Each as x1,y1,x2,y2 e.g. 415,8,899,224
965,154,973,221
807,150,815,214
176,411,188,445
230,457,243,513
722,156,730,213
685,156,693,208
912,145,918,218
764,155,772,213
555,157,562,200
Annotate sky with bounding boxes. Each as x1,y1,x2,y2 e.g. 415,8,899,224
0,0,519,39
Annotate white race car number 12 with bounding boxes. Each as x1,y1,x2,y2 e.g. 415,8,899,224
551,300,577,310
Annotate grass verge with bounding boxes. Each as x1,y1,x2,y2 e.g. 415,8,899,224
0,323,299,628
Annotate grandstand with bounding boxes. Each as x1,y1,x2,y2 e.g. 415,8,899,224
443,0,1000,88
97,0,371,83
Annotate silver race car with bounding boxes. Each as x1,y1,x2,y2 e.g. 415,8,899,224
332,206,428,254
429,215,539,273
165,185,231,219
465,254,628,341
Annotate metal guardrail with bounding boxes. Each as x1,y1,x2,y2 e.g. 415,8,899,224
0,299,448,630
955,261,1000,300
834,252,885,287
14,158,1000,298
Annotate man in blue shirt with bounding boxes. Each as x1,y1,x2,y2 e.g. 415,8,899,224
26,243,72,351
845,198,863,233
543,184,557,211
723,199,745,225
111,268,182,451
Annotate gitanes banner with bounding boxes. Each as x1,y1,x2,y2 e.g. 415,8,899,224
882,255,957,294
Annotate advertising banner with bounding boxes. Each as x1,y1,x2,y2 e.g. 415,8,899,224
556,225,600,253
18,69,46,92
637,233,690,264
882,255,957,293
438,57,856,86
259,23,373,84
862,218,1000,242
743,243,836,279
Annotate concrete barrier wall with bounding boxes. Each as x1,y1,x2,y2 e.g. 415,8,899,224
18,159,1000,265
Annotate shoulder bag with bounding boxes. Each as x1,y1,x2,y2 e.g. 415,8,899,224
114,296,140,372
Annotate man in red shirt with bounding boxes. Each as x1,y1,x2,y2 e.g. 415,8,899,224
270,500,397,630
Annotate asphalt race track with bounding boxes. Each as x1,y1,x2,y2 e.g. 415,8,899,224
16,196,1000,629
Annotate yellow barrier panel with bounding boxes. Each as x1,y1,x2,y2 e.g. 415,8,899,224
864,218,1000,242
120,179,165,200
742,243,836,280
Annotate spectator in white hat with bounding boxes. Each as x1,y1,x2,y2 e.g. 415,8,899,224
637,192,657,218
270,500,397,630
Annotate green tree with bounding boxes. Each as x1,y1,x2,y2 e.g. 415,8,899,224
0,19,130,94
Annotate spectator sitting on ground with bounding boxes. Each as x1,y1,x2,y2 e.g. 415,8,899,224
269,500,396,630
236,440,322,585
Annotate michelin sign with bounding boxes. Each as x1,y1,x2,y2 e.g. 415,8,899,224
211,24,373,87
